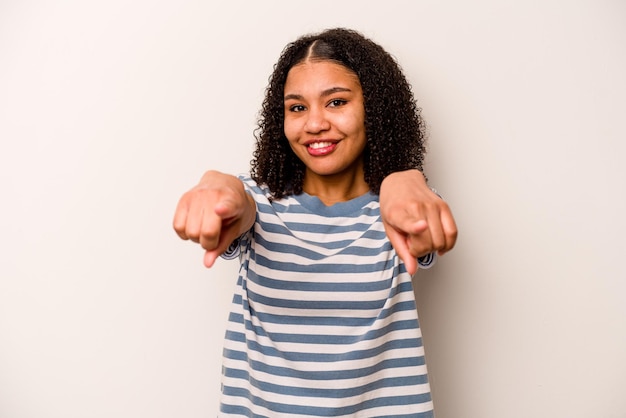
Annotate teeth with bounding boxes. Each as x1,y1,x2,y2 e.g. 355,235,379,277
309,142,333,149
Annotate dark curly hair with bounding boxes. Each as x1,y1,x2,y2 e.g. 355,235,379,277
251,28,427,199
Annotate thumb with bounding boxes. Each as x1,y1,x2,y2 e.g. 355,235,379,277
406,219,429,235
214,198,239,219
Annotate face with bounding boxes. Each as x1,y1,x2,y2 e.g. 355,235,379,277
283,60,367,187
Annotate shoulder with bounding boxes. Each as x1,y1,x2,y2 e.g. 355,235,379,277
237,174,273,202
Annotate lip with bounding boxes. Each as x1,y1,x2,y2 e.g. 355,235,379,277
305,140,338,156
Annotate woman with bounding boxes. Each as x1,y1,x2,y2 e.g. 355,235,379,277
174,28,457,417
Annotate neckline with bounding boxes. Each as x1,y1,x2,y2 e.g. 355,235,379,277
293,191,377,217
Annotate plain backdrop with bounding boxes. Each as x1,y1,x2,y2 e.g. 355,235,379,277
1,1,625,417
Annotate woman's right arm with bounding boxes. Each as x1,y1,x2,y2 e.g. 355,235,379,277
173,170,257,268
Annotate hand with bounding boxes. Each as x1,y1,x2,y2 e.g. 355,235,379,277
173,171,256,268
380,169,458,275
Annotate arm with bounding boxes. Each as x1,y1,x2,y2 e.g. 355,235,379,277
379,169,458,275
173,170,256,268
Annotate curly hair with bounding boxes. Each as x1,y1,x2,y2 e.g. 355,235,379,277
251,28,427,199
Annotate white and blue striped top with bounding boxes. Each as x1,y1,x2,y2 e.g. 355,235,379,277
219,176,435,417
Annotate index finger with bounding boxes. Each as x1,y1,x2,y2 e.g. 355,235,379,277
384,222,418,276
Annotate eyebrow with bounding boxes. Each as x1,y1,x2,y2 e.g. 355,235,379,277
284,87,352,101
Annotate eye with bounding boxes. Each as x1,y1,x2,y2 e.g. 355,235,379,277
328,99,347,108
285,103,306,113
288,104,306,112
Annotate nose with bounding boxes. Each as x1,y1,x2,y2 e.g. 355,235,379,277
304,106,330,133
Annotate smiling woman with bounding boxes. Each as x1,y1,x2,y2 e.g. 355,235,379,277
173,27,457,417
283,61,368,203
251,28,428,202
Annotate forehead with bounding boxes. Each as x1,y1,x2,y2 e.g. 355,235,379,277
284,61,361,91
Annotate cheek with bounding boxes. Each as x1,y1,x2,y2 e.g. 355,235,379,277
283,118,297,143
341,113,366,137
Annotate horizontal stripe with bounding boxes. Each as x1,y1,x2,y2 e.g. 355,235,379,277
225,369,429,392
244,280,414,310
223,337,424,364
245,287,387,311
221,381,431,410
245,319,418,345
222,359,429,394
248,252,400,274
257,218,378,238
220,400,434,418
240,299,418,327
246,270,393,292
222,386,432,417
253,232,390,258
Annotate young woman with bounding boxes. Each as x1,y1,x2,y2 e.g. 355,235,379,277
174,28,457,417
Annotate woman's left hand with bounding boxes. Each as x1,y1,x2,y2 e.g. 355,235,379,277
380,169,458,275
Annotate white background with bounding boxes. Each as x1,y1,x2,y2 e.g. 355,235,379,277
1,1,625,417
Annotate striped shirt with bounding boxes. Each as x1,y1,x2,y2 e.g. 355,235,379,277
219,176,435,417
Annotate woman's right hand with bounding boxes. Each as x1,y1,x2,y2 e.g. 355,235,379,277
173,170,256,267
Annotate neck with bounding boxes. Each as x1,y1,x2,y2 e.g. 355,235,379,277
302,169,370,206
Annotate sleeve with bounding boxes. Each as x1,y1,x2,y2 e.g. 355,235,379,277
415,185,444,270
417,252,437,269
220,236,243,260
220,174,259,261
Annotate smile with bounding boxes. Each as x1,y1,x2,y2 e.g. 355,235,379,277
309,141,334,149
307,141,337,156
